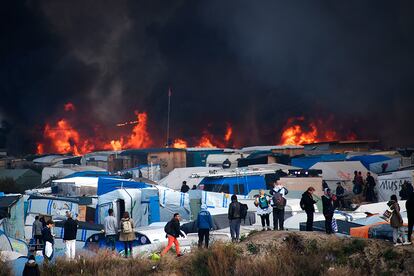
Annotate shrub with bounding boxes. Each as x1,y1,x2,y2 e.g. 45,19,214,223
0,256,12,276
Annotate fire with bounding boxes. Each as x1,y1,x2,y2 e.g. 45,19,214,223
279,117,339,145
108,112,152,150
198,136,215,148
38,119,95,155
173,139,188,149
224,125,233,142
64,102,75,111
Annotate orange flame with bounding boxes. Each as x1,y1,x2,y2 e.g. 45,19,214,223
197,136,215,148
64,102,75,112
224,125,233,142
280,117,340,145
108,112,152,150
36,143,44,155
173,139,188,149
39,119,95,155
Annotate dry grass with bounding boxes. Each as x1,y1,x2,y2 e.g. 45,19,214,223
0,255,12,276
38,232,414,276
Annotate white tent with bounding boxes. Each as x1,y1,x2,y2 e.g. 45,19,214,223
310,161,374,192
158,167,212,190
41,165,106,183
52,177,99,196
377,170,414,201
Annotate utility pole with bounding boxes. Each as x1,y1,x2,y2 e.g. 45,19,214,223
166,88,172,147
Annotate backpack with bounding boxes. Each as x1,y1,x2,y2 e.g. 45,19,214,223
164,221,172,234
273,191,286,209
122,219,133,234
240,203,248,221
258,197,269,209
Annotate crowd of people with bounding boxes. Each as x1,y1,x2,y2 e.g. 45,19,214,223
26,178,414,264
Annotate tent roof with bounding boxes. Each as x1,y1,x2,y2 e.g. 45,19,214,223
310,161,370,181
291,154,347,169
97,177,149,195
347,155,390,169
158,167,211,190
0,169,39,180
0,195,21,208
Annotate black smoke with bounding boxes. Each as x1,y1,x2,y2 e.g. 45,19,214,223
2,0,414,154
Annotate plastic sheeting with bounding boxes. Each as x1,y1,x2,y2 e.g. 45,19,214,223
158,167,212,190
377,170,414,201
97,177,149,196
157,186,191,221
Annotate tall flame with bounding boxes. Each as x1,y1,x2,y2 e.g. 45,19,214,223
108,112,152,150
224,125,233,142
198,136,215,148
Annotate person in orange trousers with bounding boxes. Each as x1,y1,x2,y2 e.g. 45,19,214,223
161,213,185,257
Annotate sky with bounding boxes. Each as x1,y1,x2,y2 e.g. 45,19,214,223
2,0,414,153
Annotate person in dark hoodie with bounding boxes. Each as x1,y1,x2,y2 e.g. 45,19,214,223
300,187,317,231
388,195,410,246
22,255,40,276
406,192,414,243
197,204,213,248
42,220,54,261
161,213,184,257
228,194,241,242
322,188,336,234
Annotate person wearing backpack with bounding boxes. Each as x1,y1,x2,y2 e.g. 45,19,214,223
228,194,242,242
119,212,135,257
300,187,317,231
161,213,185,257
270,180,288,231
255,189,272,231
322,188,336,234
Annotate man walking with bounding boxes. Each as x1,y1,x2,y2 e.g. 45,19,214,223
63,212,78,260
270,180,288,231
197,204,213,248
104,209,118,251
228,194,241,242
42,220,54,261
32,216,43,251
161,213,185,257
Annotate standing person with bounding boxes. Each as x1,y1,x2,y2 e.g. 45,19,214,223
405,192,414,243
119,212,135,258
191,185,197,190
399,181,414,200
104,208,118,251
32,216,43,251
365,172,376,202
63,212,78,260
300,187,317,231
255,190,272,231
197,204,213,248
270,180,288,231
388,195,410,246
228,194,241,242
180,181,190,193
352,171,362,195
322,188,336,234
335,182,345,209
42,220,54,261
22,255,40,276
161,213,184,257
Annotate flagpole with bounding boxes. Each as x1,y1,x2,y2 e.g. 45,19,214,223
166,88,171,147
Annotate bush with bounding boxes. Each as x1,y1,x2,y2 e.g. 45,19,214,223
0,256,12,276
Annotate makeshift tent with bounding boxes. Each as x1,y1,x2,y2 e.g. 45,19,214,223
0,226,28,256
291,154,347,169
377,170,414,201
158,167,212,190
0,195,25,240
199,175,266,195
97,177,149,196
97,187,159,227
0,169,41,190
120,164,161,182
41,165,106,183
52,177,100,196
157,186,190,221
300,219,361,235
63,171,110,179
310,161,372,192
350,221,409,241
347,155,400,174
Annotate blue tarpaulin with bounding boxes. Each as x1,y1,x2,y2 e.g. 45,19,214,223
97,177,149,195
291,154,347,169
64,171,111,179
347,155,390,170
